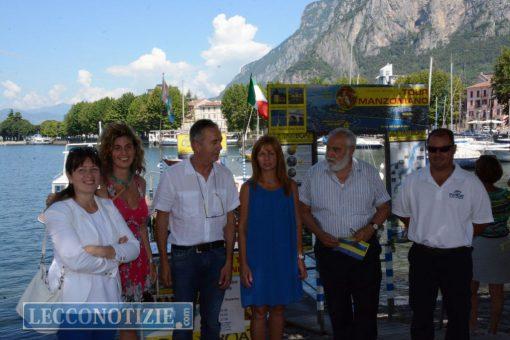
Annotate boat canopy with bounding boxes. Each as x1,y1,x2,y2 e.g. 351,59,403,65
467,120,503,125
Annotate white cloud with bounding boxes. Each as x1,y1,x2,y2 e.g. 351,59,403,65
190,71,225,98
106,48,193,78
13,91,47,109
201,14,271,67
71,69,130,103
2,80,22,98
49,84,66,103
105,14,271,99
1,14,272,109
10,84,66,109
78,70,92,87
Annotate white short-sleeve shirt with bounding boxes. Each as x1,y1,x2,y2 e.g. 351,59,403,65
299,158,390,238
392,165,493,248
153,158,240,246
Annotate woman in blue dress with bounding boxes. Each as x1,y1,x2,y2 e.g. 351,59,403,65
238,135,307,340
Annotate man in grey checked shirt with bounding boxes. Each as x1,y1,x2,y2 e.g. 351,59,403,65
300,127,390,340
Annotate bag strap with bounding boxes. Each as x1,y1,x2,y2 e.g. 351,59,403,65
37,213,65,288
37,214,47,264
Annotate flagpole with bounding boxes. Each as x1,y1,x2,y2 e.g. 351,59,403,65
160,73,165,160
181,80,185,130
256,114,260,139
450,56,454,130
428,56,433,107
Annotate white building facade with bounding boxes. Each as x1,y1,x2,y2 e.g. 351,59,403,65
182,99,228,132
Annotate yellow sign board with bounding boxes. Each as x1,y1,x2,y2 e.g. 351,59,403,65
388,130,427,142
353,86,428,107
177,133,228,156
268,84,307,134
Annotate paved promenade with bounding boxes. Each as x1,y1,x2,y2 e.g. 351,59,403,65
284,293,510,339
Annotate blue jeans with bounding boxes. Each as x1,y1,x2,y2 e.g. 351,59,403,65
170,246,226,340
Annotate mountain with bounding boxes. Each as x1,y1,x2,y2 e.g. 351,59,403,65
0,103,71,124
226,0,510,88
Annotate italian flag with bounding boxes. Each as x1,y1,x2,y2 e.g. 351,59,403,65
247,75,268,120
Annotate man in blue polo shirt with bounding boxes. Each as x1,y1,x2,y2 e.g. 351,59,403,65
393,128,493,340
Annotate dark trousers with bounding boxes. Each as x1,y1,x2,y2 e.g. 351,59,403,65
315,237,382,340
170,246,226,340
409,243,473,340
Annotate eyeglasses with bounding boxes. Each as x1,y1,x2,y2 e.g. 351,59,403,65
194,168,225,218
427,145,454,153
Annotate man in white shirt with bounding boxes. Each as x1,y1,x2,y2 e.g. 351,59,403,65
154,119,240,340
300,127,391,340
393,128,493,340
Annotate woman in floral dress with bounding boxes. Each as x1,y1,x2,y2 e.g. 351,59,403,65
98,122,155,340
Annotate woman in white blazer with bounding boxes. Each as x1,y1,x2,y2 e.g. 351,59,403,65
44,146,140,340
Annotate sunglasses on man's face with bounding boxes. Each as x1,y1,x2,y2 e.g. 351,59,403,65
427,145,454,153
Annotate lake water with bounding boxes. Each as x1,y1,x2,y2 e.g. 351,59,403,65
1,144,508,339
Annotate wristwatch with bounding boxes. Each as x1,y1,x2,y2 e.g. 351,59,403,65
370,222,382,230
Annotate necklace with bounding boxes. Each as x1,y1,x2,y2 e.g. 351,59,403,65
111,172,134,188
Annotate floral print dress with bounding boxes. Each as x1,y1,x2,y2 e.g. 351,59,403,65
107,176,151,302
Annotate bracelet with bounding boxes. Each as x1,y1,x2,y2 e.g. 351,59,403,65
298,254,305,260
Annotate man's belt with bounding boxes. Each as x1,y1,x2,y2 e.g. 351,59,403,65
172,240,225,253
413,242,471,255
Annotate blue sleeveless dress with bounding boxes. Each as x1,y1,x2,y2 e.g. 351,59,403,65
241,183,303,307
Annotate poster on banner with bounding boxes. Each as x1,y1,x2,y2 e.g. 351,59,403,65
268,84,307,134
280,144,313,186
388,131,427,199
269,132,314,186
305,85,429,134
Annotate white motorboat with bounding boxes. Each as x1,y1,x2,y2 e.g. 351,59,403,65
51,143,97,193
148,130,178,146
454,145,482,169
454,136,510,162
27,134,53,145
484,145,510,162
226,133,240,145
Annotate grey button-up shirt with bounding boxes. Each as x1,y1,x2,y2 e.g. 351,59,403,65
300,158,390,238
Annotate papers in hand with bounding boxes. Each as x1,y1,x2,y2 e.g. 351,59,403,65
334,238,370,260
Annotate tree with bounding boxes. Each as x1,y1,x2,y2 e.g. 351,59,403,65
64,102,87,136
221,84,253,132
493,47,510,115
0,110,35,140
40,120,63,137
103,92,135,124
396,69,465,126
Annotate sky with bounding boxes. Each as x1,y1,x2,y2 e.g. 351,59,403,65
0,0,315,110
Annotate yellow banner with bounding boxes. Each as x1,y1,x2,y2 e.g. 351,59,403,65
268,132,314,144
388,130,428,142
177,134,193,155
354,86,428,107
177,133,228,155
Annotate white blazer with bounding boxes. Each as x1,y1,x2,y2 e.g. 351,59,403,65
43,196,140,302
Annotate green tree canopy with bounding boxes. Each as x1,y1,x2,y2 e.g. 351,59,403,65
64,102,87,136
396,69,465,126
221,84,255,132
125,86,185,135
0,110,35,139
40,120,64,137
493,47,510,115
103,92,135,124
